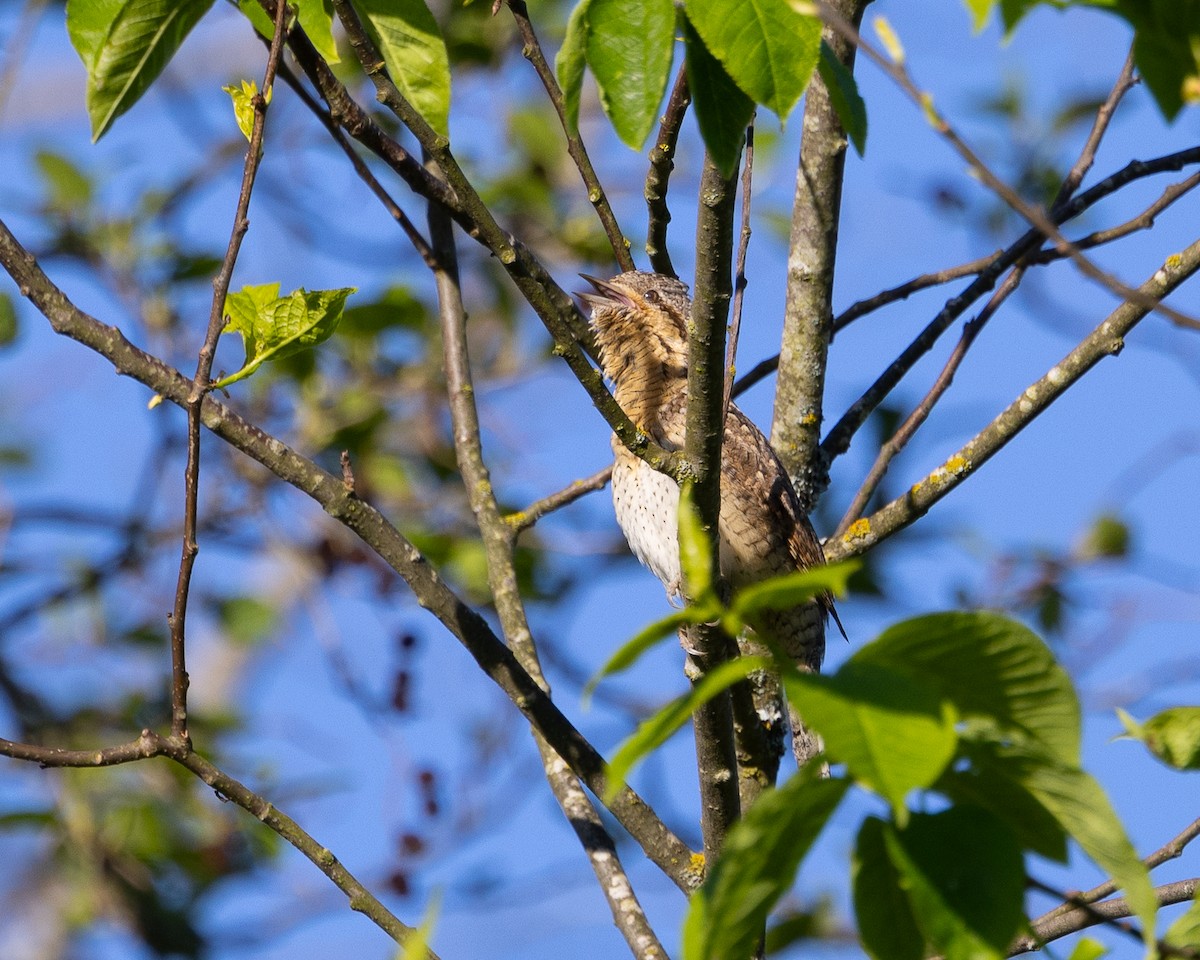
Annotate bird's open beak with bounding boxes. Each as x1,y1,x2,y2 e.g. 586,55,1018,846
576,274,634,312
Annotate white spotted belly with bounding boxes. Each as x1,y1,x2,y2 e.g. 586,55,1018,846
611,450,683,599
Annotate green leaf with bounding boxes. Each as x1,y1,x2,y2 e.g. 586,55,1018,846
852,611,1081,765
963,0,997,31
583,0,676,149
222,79,267,142
605,656,769,799
855,816,925,960
1118,706,1200,770
1066,938,1109,960
1078,512,1130,559
67,0,216,141
884,807,1026,960
296,0,339,64
236,0,275,39
584,602,720,700
996,741,1157,948
682,765,847,960
786,661,957,821
0,293,17,348
216,596,278,646
677,482,716,603
400,889,441,960
684,0,821,119
937,739,1068,861
34,150,93,209
1165,892,1200,951
214,283,355,388
732,560,857,619
816,41,867,156
683,15,753,178
351,0,452,138
555,0,590,133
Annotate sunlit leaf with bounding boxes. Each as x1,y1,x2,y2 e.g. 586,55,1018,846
605,656,769,799
351,0,451,137
1165,892,1200,951
677,482,716,603
555,0,590,133
684,0,820,119
215,283,355,388
1118,706,1200,770
222,79,269,142
682,765,847,960
67,0,216,141
786,661,957,821
852,612,1081,765
731,560,857,619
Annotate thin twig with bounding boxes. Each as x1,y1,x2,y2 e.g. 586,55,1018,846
429,181,665,960
0,217,700,892
815,2,1199,331
505,0,633,271
0,730,436,953
723,119,754,426
505,466,613,536
1053,48,1137,205
167,0,289,742
645,68,691,277
834,267,1024,537
824,235,1200,562
820,144,1200,462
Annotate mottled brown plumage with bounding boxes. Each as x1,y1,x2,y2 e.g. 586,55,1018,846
578,270,836,674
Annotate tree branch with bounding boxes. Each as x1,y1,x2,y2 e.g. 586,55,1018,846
504,0,634,271
645,68,691,277
0,217,701,894
825,234,1200,562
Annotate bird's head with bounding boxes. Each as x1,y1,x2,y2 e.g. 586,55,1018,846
576,271,692,388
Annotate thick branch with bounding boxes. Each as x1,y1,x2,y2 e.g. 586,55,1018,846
0,218,700,893
825,235,1200,562
770,0,869,510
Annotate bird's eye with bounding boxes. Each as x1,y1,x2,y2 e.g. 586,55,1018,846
645,289,662,305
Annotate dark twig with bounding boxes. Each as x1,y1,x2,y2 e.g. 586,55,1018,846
167,0,288,742
429,175,664,960
820,144,1200,462
645,68,691,277
825,235,1200,562
816,2,1199,331
723,119,755,426
834,267,1024,537
0,730,436,953
0,218,699,892
505,0,633,271
505,466,613,536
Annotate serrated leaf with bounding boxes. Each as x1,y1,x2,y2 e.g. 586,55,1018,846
583,0,676,149
584,601,720,701
996,740,1156,948
682,766,847,960
604,655,769,799
732,560,857,619
852,612,1081,765
684,0,820,119
884,807,1026,960
816,41,867,156
855,816,925,960
1119,706,1200,770
786,661,957,821
683,15,752,178
555,0,591,133
937,739,1068,861
351,0,451,138
67,0,217,141
214,283,355,388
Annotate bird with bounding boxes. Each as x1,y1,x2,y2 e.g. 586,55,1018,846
578,270,841,764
